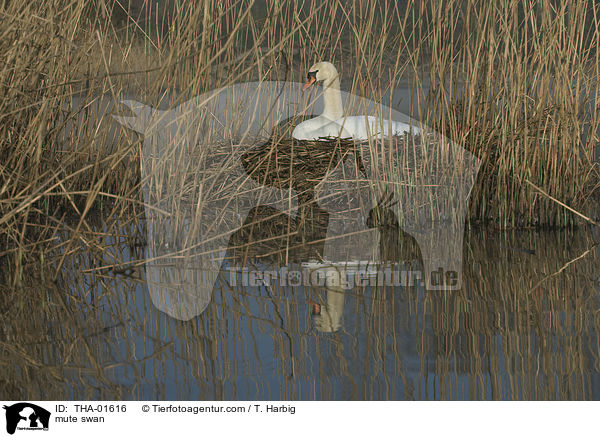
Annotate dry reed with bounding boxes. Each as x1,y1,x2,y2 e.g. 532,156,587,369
1,0,598,264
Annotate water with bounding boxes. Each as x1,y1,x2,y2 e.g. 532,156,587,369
5,219,599,400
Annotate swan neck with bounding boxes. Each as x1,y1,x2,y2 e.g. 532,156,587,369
322,76,343,120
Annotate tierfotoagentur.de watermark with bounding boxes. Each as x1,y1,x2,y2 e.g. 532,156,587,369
228,264,459,289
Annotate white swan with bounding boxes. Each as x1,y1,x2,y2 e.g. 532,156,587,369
292,62,348,140
292,62,419,141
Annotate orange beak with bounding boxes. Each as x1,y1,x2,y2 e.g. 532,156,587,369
302,76,316,91
308,299,321,315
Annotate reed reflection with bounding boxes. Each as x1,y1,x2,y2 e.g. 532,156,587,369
3,217,598,400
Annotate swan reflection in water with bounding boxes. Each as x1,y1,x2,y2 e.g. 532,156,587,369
305,189,424,333
225,184,425,333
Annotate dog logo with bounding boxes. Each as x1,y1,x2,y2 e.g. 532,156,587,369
3,403,50,434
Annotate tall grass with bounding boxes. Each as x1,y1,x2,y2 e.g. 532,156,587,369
1,0,599,272
422,0,600,228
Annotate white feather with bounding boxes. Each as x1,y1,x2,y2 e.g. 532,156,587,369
292,62,420,140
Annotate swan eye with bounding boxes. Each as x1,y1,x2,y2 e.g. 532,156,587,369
307,70,318,80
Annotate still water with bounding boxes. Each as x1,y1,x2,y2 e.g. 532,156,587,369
5,218,599,401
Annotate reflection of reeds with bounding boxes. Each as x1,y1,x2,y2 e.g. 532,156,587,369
226,202,329,265
2,223,597,400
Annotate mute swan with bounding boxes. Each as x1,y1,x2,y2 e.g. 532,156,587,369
292,62,350,140
292,62,419,141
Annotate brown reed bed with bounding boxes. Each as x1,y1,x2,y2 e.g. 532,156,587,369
1,1,598,253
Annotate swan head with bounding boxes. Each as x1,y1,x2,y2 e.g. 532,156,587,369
302,61,339,91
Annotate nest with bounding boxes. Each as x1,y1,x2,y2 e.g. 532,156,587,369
240,133,366,204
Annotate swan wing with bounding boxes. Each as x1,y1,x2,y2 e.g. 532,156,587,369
334,116,419,140
292,116,350,140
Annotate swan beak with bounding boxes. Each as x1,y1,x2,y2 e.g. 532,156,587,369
302,76,316,91
308,299,321,315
